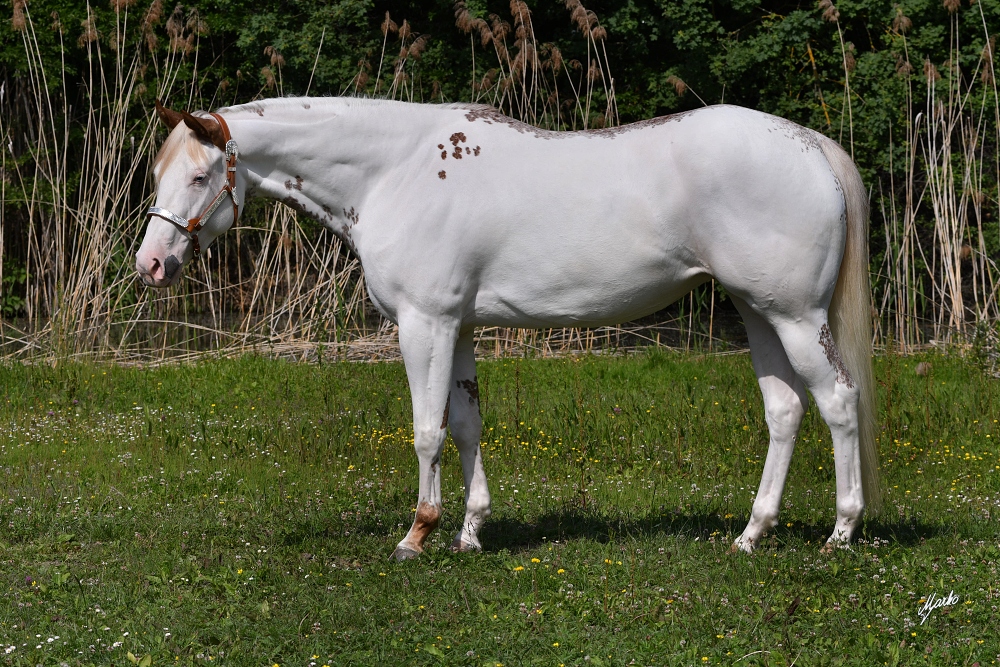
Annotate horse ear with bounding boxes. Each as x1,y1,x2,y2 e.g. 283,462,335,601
180,111,227,153
155,99,185,130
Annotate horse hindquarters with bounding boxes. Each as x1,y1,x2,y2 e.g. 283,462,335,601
732,136,877,551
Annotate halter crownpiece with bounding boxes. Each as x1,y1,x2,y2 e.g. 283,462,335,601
146,112,240,257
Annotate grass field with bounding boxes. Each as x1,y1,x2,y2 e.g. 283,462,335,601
1,351,998,666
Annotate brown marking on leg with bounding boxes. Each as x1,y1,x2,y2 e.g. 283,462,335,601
818,324,854,388
456,377,479,405
440,392,451,428
411,500,441,544
438,170,446,180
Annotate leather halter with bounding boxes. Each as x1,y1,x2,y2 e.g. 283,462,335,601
146,113,240,257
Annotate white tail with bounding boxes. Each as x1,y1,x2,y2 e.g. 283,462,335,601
821,138,882,514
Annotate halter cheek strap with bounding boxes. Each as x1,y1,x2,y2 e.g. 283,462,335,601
146,112,240,257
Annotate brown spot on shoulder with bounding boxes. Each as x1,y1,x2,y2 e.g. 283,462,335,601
281,196,306,214
818,323,854,388
438,170,446,180
457,377,479,405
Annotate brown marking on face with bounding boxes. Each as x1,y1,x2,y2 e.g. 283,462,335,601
438,170,446,180
440,392,451,429
473,146,481,156
818,323,854,388
452,147,463,160
456,377,479,405
283,175,303,191
449,132,467,146
410,500,442,547
441,150,447,160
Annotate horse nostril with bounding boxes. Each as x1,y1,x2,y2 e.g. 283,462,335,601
163,255,181,278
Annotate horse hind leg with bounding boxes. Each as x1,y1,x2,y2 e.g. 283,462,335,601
448,331,492,553
730,298,809,553
768,311,866,551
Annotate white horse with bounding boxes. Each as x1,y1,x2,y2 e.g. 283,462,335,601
136,97,880,558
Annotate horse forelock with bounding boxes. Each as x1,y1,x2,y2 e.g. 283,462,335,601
152,125,211,180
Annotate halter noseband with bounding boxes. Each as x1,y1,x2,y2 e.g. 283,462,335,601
146,113,240,257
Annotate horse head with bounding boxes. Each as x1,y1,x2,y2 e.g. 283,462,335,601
136,101,242,287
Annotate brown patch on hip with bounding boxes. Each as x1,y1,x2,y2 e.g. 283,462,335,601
440,391,451,428
818,323,854,388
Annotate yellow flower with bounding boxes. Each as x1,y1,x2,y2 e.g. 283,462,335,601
557,568,565,574
531,558,540,563
237,569,243,574
513,566,524,571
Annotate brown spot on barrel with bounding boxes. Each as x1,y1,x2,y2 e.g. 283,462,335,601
437,144,444,149
818,323,854,388
440,392,451,428
438,170,446,179
441,150,447,160
473,146,481,156
457,377,479,405
452,147,463,160
449,132,467,146
465,146,471,154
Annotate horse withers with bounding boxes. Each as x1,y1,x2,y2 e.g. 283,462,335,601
136,98,880,558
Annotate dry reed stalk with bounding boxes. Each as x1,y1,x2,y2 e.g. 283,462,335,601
875,5,999,349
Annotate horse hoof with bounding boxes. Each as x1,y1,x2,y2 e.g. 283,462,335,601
450,537,480,553
392,546,421,561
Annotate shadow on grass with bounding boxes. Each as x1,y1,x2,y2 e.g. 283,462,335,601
479,509,958,553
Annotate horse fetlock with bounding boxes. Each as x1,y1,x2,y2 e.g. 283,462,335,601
450,532,482,553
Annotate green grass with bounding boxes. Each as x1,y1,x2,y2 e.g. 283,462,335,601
1,351,998,666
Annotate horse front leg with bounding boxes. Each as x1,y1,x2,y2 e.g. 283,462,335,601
448,330,491,552
392,311,460,561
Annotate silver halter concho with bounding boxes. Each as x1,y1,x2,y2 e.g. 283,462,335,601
146,113,240,257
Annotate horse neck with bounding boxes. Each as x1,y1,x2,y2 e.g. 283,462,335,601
226,99,438,211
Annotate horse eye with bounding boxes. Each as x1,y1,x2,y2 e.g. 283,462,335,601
193,174,206,184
